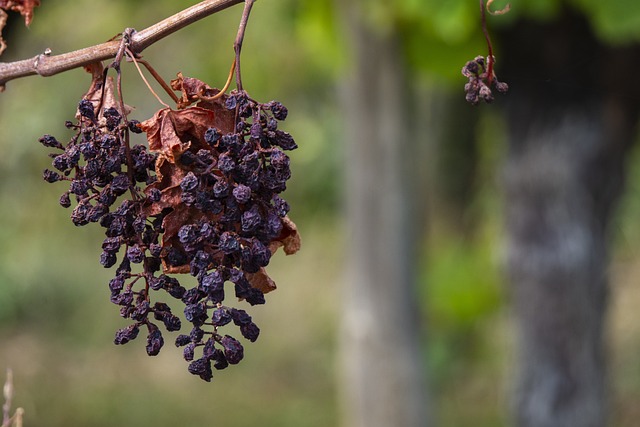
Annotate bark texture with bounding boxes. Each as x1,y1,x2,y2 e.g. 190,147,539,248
497,9,640,427
337,2,428,427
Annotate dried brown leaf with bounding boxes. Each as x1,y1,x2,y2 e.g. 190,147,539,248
171,72,224,109
141,108,201,161
246,268,277,294
0,10,7,57
269,216,301,256
0,0,40,26
81,62,105,99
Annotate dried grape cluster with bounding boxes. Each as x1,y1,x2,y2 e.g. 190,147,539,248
461,55,508,105
39,72,300,381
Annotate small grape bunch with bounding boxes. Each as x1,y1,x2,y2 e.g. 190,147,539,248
39,72,300,381
461,55,508,105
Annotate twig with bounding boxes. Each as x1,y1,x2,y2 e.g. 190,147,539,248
1,369,21,427
2,369,12,426
233,0,255,92
199,59,235,101
12,408,23,427
107,30,138,199
0,0,244,91
137,59,181,105
127,48,171,108
480,0,495,85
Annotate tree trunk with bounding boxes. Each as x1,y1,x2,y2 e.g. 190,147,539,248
497,9,640,427
337,2,429,427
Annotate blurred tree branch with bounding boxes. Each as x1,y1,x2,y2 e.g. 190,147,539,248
0,0,243,91
1,369,22,427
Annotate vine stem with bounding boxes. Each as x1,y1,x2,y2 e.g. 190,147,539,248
480,0,495,85
137,58,182,105
127,48,172,109
0,0,244,91
109,29,138,198
233,0,255,92
199,59,235,101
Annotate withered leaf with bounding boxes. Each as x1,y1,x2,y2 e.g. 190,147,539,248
82,62,105,99
246,268,277,294
171,72,225,109
0,0,40,54
269,216,301,256
0,0,40,26
141,107,215,161
0,10,7,57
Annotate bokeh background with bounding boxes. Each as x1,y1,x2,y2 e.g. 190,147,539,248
0,0,640,426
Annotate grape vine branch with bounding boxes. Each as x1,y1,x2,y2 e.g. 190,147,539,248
0,0,244,91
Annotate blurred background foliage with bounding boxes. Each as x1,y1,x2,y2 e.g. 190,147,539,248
0,0,640,426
